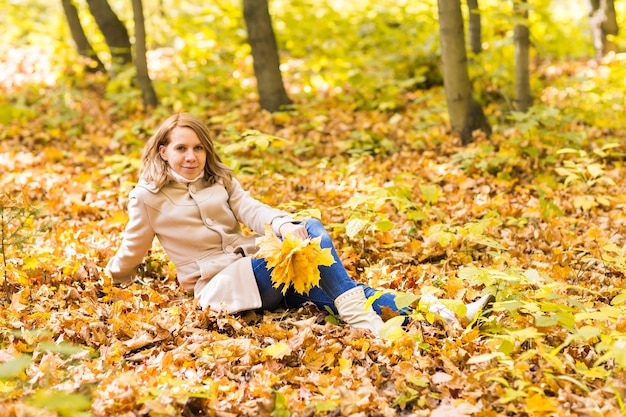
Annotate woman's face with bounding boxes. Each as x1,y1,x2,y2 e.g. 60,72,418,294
159,126,207,180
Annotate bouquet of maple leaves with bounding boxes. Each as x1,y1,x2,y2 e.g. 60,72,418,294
254,224,335,294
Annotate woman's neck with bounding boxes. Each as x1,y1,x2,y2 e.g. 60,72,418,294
169,169,204,184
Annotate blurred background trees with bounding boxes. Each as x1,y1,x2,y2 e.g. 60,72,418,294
589,0,619,58
2,0,624,141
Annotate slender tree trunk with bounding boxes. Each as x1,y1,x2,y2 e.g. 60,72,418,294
467,0,482,55
61,0,106,73
131,0,158,109
437,0,490,144
0,206,10,301
589,0,618,59
242,0,292,112
85,0,132,67
514,0,532,111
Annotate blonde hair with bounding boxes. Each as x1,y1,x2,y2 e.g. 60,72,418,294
140,113,233,190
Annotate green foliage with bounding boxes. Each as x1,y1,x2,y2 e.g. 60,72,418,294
354,170,449,236
0,192,44,299
451,103,619,185
425,215,506,257
586,243,626,276
104,154,142,181
469,1,595,108
338,175,430,241
27,390,92,417
0,103,36,125
508,105,587,151
460,264,626,390
105,66,143,113
270,0,442,108
0,328,95,416
341,130,395,156
271,390,291,417
451,143,516,178
0,354,32,379
534,185,563,219
554,143,621,210
556,145,620,189
217,125,288,174
2,0,617,117
1,0,66,48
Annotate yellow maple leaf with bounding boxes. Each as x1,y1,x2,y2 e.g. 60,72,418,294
525,392,557,413
263,342,292,359
255,224,335,294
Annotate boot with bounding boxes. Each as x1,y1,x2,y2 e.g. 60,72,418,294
420,294,458,323
334,286,384,334
420,293,495,325
463,294,495,326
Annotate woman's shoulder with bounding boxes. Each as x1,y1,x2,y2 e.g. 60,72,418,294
136,180,160,191
129,181,160,198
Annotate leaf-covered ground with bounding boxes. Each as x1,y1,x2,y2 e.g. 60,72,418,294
1,50,626,416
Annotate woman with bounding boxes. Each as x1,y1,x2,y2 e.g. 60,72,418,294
107,113,493,335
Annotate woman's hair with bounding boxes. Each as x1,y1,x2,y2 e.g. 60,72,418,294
140,113,233,190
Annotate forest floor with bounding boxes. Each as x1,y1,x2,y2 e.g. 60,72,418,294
0,52,626,416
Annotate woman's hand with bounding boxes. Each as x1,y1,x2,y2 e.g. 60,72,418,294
279,223,309,240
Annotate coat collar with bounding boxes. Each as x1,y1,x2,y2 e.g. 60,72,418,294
137,177,211,194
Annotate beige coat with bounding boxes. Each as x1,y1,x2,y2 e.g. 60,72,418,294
106,177,294,313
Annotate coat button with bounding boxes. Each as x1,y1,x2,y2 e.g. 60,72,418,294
205,218,213,226
189,185,196,193
224,245,234,253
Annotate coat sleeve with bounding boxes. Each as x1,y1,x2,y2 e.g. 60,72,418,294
226,178,295,236
106,189,156,284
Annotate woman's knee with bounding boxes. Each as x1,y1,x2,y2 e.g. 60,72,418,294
305,217,323,230
305,218,329,240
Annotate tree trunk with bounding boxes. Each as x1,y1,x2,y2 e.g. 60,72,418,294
85,0,132,67
131,0,158,109
242,0,293,112
60,0,106,73
514,0,532,111
467,0,482,55
589,0,618,59
437,0,491,145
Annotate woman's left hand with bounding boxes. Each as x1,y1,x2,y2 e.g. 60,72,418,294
279,223,309,240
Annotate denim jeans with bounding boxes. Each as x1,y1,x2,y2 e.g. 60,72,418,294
251,218,405,317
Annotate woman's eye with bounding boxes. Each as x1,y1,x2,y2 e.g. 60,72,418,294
195,146,204,151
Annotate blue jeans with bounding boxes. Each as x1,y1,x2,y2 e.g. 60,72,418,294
251,218,405,317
